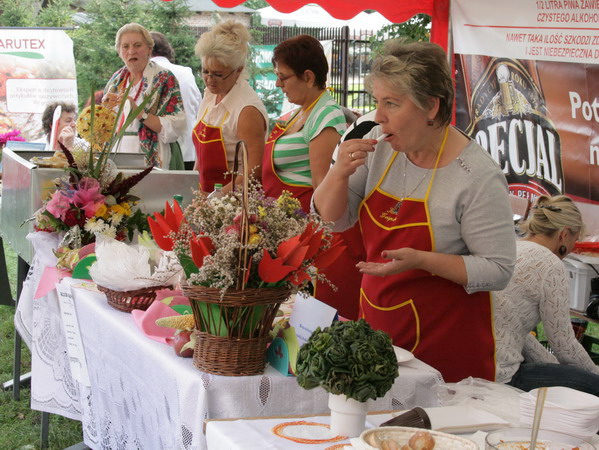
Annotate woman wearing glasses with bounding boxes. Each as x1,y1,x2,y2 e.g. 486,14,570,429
104,23,186,169
494,195,599,396
193,20,268,194
262,34,365,320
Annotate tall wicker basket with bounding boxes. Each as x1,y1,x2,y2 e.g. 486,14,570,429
183,285,291,376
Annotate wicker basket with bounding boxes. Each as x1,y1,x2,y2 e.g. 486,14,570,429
97,284,171,313
183,284,291,376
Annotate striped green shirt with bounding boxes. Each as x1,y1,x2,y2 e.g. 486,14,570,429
273,92,346,186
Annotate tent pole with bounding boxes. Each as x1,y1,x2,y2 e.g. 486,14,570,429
341,25,350,107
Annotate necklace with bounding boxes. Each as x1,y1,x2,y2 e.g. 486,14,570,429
285,90,326,132
391,126,450,214
392,155,432,214
122,72,144,102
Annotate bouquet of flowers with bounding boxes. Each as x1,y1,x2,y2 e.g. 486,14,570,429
148,178,345,295
32,94,153,270
296,319,399,402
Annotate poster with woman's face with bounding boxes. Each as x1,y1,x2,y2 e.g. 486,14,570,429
0,29,77,141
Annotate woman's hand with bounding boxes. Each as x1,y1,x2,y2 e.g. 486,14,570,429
58,125,75,150
332,138,378,177
357,248,422,277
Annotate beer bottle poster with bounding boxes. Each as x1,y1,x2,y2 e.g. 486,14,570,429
0,29,77,141
451,0,599,206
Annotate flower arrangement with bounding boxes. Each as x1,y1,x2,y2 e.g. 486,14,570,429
0,129,25,146
148,178,345,295
76,105,118,152
296,319,399,403
32,93,154,270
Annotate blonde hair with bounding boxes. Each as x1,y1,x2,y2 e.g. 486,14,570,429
194,20,250,70
521,195,584,237
115,23,154,51
365,39,454,127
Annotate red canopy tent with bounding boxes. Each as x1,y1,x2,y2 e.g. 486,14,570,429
212,0,450,51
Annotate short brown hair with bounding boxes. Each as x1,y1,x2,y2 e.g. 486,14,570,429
150,31,175,62
366,39,454,127
272,35,328,90
41,102,77,135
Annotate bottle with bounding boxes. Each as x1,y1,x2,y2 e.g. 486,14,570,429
585,277,599,320
207,183,224,201
173,194,183,205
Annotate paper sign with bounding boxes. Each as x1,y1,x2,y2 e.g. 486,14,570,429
289,294,337,346
56,279,91,387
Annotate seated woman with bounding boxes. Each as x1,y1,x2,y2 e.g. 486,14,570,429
494,195,599,396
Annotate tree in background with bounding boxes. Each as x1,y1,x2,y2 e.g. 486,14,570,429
0,0,198,108
369,14,431,55
72,0,197,107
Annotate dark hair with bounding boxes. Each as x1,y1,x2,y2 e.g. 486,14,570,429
366,39,454,127
41,102,77,135
272,35,328,89
150,31,175,62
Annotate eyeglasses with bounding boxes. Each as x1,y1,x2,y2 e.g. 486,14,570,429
275,72,296,83
201,69,236,80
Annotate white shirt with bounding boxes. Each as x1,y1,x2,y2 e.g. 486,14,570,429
152,56,202,162
494,240,599,383
196,78,268,170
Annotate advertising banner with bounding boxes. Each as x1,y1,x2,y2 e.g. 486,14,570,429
252,41,334,122
0,29,77,141
452,0,599,206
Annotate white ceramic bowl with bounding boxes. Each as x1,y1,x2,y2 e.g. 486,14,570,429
485,427,597,449
359,426,478,449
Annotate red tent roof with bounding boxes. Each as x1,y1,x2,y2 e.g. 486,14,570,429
212,0,449,49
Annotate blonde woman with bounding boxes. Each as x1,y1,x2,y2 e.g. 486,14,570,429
494,195,599,396
104,23,186,169
192,20,268,194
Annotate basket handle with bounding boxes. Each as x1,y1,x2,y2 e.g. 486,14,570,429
232,141,250,290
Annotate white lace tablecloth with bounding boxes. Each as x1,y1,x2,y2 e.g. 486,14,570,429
14,234,444,450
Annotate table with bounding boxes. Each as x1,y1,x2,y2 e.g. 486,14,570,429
14,233,444,450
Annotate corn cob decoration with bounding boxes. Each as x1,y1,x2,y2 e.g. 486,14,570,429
155,314,195,330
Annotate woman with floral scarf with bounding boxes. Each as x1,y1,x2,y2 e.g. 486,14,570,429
104,23,186,169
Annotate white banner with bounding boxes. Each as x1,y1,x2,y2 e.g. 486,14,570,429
451,0,599,64
0,29,77,140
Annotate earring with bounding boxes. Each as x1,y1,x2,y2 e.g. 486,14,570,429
558,245,567,256
427,119,434,126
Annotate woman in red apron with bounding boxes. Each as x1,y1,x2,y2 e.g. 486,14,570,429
192,21,268,194
262,35,365,320
313,40,516,382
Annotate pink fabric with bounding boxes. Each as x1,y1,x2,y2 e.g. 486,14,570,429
131,289,190,344
34,266,71,299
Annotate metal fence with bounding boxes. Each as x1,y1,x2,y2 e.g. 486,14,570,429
192,25,378,115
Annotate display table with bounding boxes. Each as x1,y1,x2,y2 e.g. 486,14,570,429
14,235,444,449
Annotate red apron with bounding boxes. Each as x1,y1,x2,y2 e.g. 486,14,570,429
358,150,496,382
262,121,365,320
192,110,232,192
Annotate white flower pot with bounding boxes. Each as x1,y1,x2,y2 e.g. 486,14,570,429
328,392,368,437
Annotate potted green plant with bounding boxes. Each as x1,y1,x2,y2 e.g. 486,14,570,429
296,319,399,437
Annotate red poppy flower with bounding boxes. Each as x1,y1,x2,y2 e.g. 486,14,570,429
258,249,298,283
189,234,214,269
148,201,185,251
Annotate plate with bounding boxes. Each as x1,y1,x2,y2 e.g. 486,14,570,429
393,346,414,363
360,426,478,449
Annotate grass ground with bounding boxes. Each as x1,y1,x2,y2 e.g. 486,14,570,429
1,243,82,450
